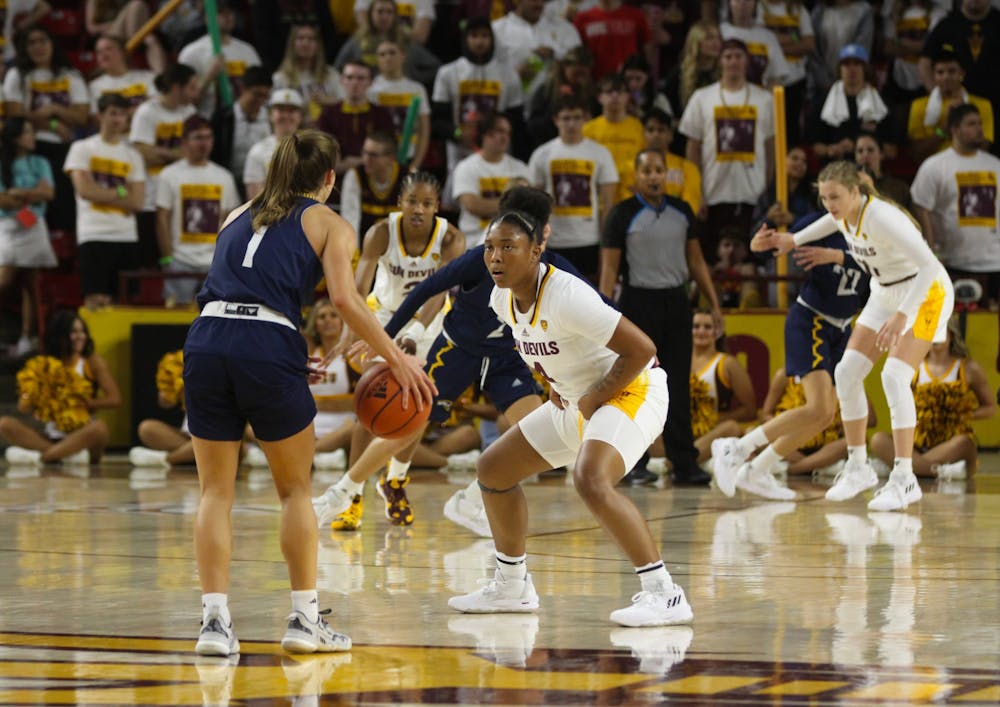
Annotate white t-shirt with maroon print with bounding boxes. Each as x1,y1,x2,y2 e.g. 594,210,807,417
63,134,145,243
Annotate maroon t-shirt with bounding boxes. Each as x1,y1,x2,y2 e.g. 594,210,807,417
316,101,395,160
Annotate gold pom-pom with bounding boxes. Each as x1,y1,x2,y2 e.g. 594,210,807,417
156,351,185,408
16,355,92,433
914,381,977,449
690,375,718,438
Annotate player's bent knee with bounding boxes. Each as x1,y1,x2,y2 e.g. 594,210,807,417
881,358,917,429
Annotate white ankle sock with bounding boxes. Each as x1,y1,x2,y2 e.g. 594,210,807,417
636,560,671,592
848,445,867,466
291,589,319,622
892,457,913,478
386,457,410,481
495,551,527,581
336,474,363,497
202,593,231,624
749,445,782,475
738,426,769,457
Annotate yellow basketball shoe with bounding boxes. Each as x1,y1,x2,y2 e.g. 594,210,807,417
376,474,414,525
331,495,364,531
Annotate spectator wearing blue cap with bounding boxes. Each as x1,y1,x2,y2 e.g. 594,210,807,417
807,0,873,98
806,43,896,163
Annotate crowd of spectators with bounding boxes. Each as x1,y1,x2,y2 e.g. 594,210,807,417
0,0,998,357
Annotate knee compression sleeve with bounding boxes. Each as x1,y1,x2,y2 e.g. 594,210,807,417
881,358,917,430
834,349,873,422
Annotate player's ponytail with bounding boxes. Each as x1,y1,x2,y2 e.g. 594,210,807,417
251,129,340,231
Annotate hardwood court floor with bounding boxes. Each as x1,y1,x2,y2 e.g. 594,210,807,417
2,454,1000,706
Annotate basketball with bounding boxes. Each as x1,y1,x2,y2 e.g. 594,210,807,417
353,362,430,439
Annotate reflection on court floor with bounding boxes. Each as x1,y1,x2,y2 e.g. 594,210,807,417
1,459,999,705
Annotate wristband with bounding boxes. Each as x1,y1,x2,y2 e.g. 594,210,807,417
49,118,58,131
116,185,128,199
934,127,946,139
158,255,174,266
452,127,462,140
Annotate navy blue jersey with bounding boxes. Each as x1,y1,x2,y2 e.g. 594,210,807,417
385,245,606,356
195,198,325,327
790,213,870,321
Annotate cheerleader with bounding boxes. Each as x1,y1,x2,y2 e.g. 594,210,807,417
128,350,194,467
1,310,120,465
870,318,994,479
688,309,756,464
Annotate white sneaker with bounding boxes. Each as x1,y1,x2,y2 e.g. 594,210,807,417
710,437,745,497
867,471,922,512
195,610,240,656
610,625,694,675
312,485,353,528
448,614,539,667
129,446,168,467
281,609,352,653
446,449,481,470
932,460,967,481
609,583,694,627
61,449,90,465
443,489,492,538
647,457,668,474
5,446,41,466
735,463,796,500
448,571,539,613
314,449,347,470
243,445,268,468
825,458,879,501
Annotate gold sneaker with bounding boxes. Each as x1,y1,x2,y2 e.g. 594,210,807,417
331,495,364,531
376,474,414,525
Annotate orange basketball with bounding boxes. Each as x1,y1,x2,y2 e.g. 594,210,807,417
353,362,430,439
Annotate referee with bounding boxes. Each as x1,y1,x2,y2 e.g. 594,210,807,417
600,149,723,485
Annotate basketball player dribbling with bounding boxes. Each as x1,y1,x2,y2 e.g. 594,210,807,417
183,129,434,657
447,208,694,627
313,172,464,526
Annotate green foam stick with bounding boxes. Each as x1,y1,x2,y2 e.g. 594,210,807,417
397,96,420,165
204,0,234,108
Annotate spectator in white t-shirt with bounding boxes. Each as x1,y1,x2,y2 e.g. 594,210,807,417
129,63,199,267
528,94,618,281
354,0,436,44
369,38,430,172
492,0,582,97
156,115,239,305
243,88,305,199
452,113,530,248
87,34,158,124
64,93,146,310
678,37,774,261
911,103,1000,306
177,0,262,117
721,0,792,87
271,24,342,125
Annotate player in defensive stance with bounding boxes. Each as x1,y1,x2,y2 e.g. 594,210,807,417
752,161,954,511
448,209,693,627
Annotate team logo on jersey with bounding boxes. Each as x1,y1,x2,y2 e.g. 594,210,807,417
521,328,530,338
540,320,548,331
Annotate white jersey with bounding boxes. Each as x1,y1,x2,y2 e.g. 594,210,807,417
694,352,728,408
910,147,1000,272
371,212,448,314
490,263,639,406
793,196,946,319
916,358,963,385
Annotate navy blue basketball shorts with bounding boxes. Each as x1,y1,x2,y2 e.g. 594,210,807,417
424,334,541,423
784,302,851,379
184,319,316,442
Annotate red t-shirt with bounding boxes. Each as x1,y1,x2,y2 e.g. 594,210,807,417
573,4,651,80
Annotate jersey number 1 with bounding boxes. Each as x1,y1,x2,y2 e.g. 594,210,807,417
242,229,266,268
